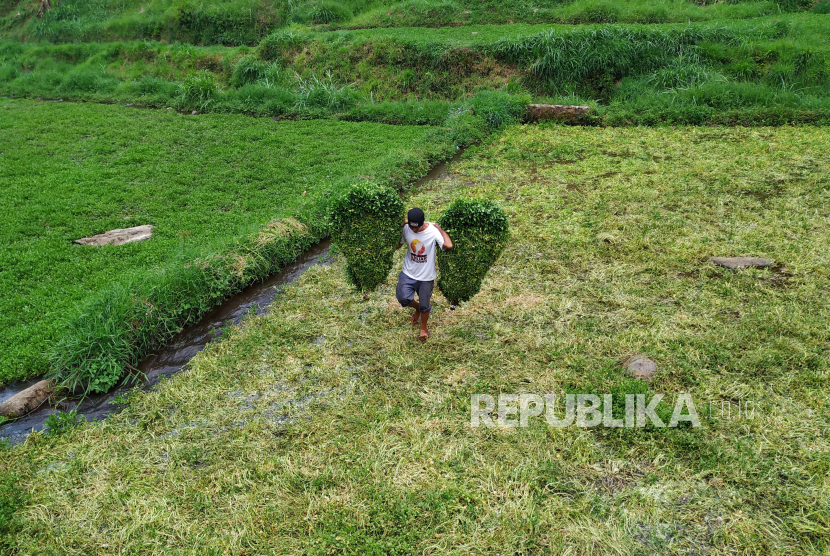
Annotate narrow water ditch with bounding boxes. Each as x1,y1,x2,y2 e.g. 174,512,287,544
1,149,467,445
1,240,330,445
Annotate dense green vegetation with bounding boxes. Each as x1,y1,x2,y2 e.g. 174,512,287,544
3,13,830,125
330,183,405,293
3,126,827,553
0,98,440,386
2,0,824,45
437,199,509,305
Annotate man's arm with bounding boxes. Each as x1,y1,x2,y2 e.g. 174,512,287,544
431,222,453,250
397,223,406,249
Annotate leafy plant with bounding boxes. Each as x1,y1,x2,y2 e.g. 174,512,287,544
329,182,404,293
437,199,509,306
44,409,83,437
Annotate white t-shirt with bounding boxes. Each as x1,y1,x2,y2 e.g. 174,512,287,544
401,223,445,282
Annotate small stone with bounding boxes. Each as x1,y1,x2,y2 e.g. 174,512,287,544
0,380,54,418
75,225,154,246
624,355,656,381
710,257,773,270
191,111,198,115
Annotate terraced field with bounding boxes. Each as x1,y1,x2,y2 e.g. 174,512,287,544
1,0,828,553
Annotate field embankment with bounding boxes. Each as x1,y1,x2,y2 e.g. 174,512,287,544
1,0,825,45
1,124,828,553
3,14,830,125
0,98,450,387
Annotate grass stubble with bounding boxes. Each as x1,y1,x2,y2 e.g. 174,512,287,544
1,125,829,554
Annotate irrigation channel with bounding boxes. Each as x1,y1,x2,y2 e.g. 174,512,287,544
0,148,466,445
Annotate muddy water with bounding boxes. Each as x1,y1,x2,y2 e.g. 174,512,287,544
0,240,331,445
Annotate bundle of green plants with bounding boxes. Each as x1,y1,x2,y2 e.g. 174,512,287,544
436,199,509,307
329,182,404,293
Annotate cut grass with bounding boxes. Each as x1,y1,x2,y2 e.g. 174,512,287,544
2,124,828,553
0,98,438,385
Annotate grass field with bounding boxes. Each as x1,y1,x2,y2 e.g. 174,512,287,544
2,0,823,46
0,98,438,386
3,13,830,125
2,125,828,554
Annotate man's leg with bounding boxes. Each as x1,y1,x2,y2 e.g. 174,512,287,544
395,272,420,323
408,299,421,324
416,280,435,340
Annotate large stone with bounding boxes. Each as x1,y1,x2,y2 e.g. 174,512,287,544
624,355,656,381
526,104,591,122
75,225,154,246
710,256,773,270
0,380,54,418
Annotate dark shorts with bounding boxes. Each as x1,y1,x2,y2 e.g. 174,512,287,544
396,272,435,313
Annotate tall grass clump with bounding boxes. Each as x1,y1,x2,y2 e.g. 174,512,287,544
258,29,306,62
230,55,285,87
469,90,531,129
488,22,790,93
0,62,19,83
329,183,404,293
437,199,508,306
178,70,219,109
226,82,295,114
58,67,120,94
294,71,360,112
290,0,353,24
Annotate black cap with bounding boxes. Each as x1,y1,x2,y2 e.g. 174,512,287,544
407,208,425,226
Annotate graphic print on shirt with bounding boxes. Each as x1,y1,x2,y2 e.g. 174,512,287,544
409,239,427,263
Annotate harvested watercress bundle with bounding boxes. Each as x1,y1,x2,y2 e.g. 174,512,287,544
437,199,509,306
330,183,405,293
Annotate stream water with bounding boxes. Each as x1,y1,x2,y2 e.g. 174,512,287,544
0,148,466,446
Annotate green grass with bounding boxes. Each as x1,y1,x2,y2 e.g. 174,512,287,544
0,98,439,386
3,14,830,125
1,0,820,46
2,124,828,553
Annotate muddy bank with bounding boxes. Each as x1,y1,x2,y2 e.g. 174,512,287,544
0,240,331,445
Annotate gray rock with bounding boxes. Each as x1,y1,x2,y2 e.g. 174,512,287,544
624,355,656,381
526,104,591,122
75,225,154,246
0,380,54,418
710,257,773,270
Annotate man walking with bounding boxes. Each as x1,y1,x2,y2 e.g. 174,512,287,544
396,208,452,341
